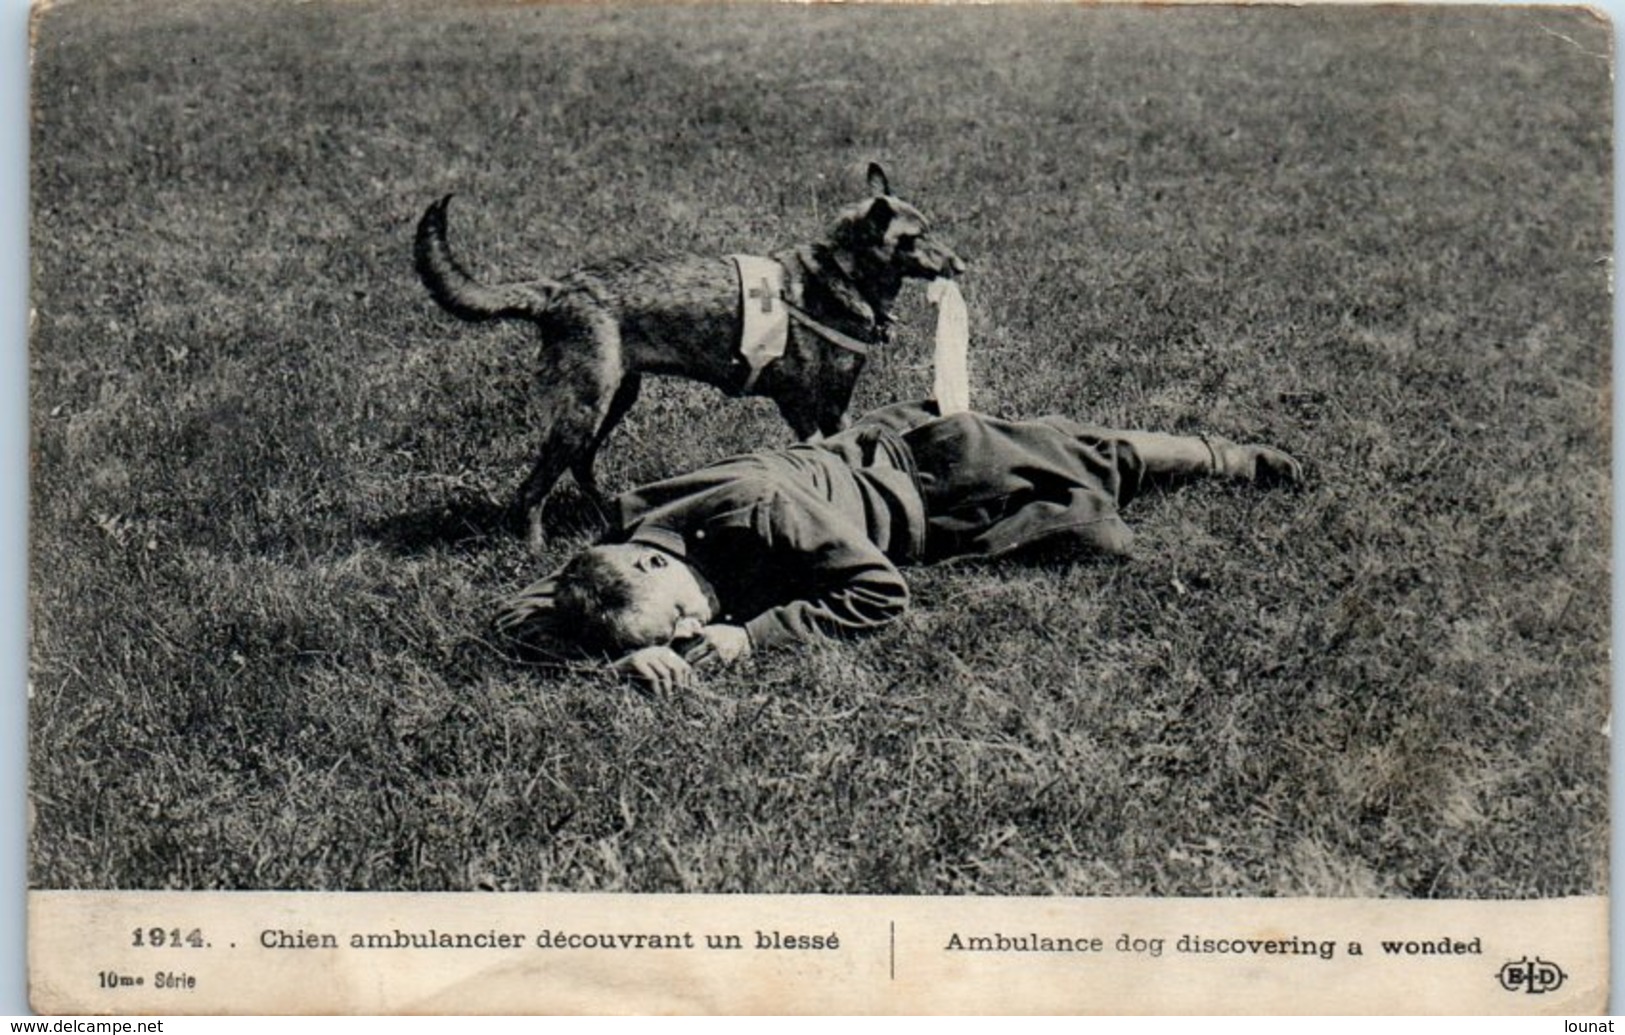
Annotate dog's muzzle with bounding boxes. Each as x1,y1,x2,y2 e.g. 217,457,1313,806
922,244,967,279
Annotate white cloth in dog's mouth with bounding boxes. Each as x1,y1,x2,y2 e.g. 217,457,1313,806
926,278,971,416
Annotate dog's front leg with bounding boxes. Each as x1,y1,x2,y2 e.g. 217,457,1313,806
815,370,860,440
772,392,824,445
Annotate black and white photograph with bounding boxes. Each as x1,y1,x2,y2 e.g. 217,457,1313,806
25,0,1611,1014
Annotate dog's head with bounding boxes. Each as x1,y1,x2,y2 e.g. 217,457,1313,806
829,163,966,286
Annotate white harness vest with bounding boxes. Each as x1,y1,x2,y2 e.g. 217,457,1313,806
730,255,790,393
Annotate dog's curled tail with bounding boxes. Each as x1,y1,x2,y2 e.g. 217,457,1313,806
414,195,556,323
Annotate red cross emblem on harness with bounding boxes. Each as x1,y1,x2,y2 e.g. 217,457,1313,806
730,255,791,394
747,276,776,314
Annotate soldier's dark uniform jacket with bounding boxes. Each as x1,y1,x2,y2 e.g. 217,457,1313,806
608,402,1154,650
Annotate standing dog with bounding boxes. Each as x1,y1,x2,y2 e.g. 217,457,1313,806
413,164,965,547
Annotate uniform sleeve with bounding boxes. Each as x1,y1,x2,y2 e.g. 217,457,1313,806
739,487,910,649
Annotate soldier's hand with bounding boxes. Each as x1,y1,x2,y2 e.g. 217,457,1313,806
611,645,694,694
686,624,753,667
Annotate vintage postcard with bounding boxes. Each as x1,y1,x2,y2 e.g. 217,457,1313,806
25,0,1610,1014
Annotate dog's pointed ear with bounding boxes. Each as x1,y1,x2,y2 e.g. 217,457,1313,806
492,573,562,635
866,162,892,197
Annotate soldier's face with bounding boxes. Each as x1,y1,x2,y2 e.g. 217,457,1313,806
601,545,715,647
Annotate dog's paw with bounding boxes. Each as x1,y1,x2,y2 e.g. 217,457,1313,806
504,501,551,553
526,518,550,554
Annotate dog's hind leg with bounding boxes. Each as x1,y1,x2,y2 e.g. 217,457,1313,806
513,311,626,549
514,403,610,550
571,373,642,507
511,422,575,550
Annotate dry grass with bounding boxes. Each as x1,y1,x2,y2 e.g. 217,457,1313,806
28,2,1610,895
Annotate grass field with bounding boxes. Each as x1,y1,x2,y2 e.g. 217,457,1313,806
28,2,1610,896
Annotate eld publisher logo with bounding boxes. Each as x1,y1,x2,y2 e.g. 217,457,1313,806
1496,956,1567,994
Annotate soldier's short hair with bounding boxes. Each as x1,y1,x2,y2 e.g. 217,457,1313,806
551,546,645,653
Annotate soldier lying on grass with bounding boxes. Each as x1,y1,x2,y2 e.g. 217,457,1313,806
494,400,1302,691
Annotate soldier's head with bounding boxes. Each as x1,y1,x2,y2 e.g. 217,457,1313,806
495,544,714,652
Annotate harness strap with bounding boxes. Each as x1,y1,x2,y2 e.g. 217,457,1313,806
782,300,872,357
